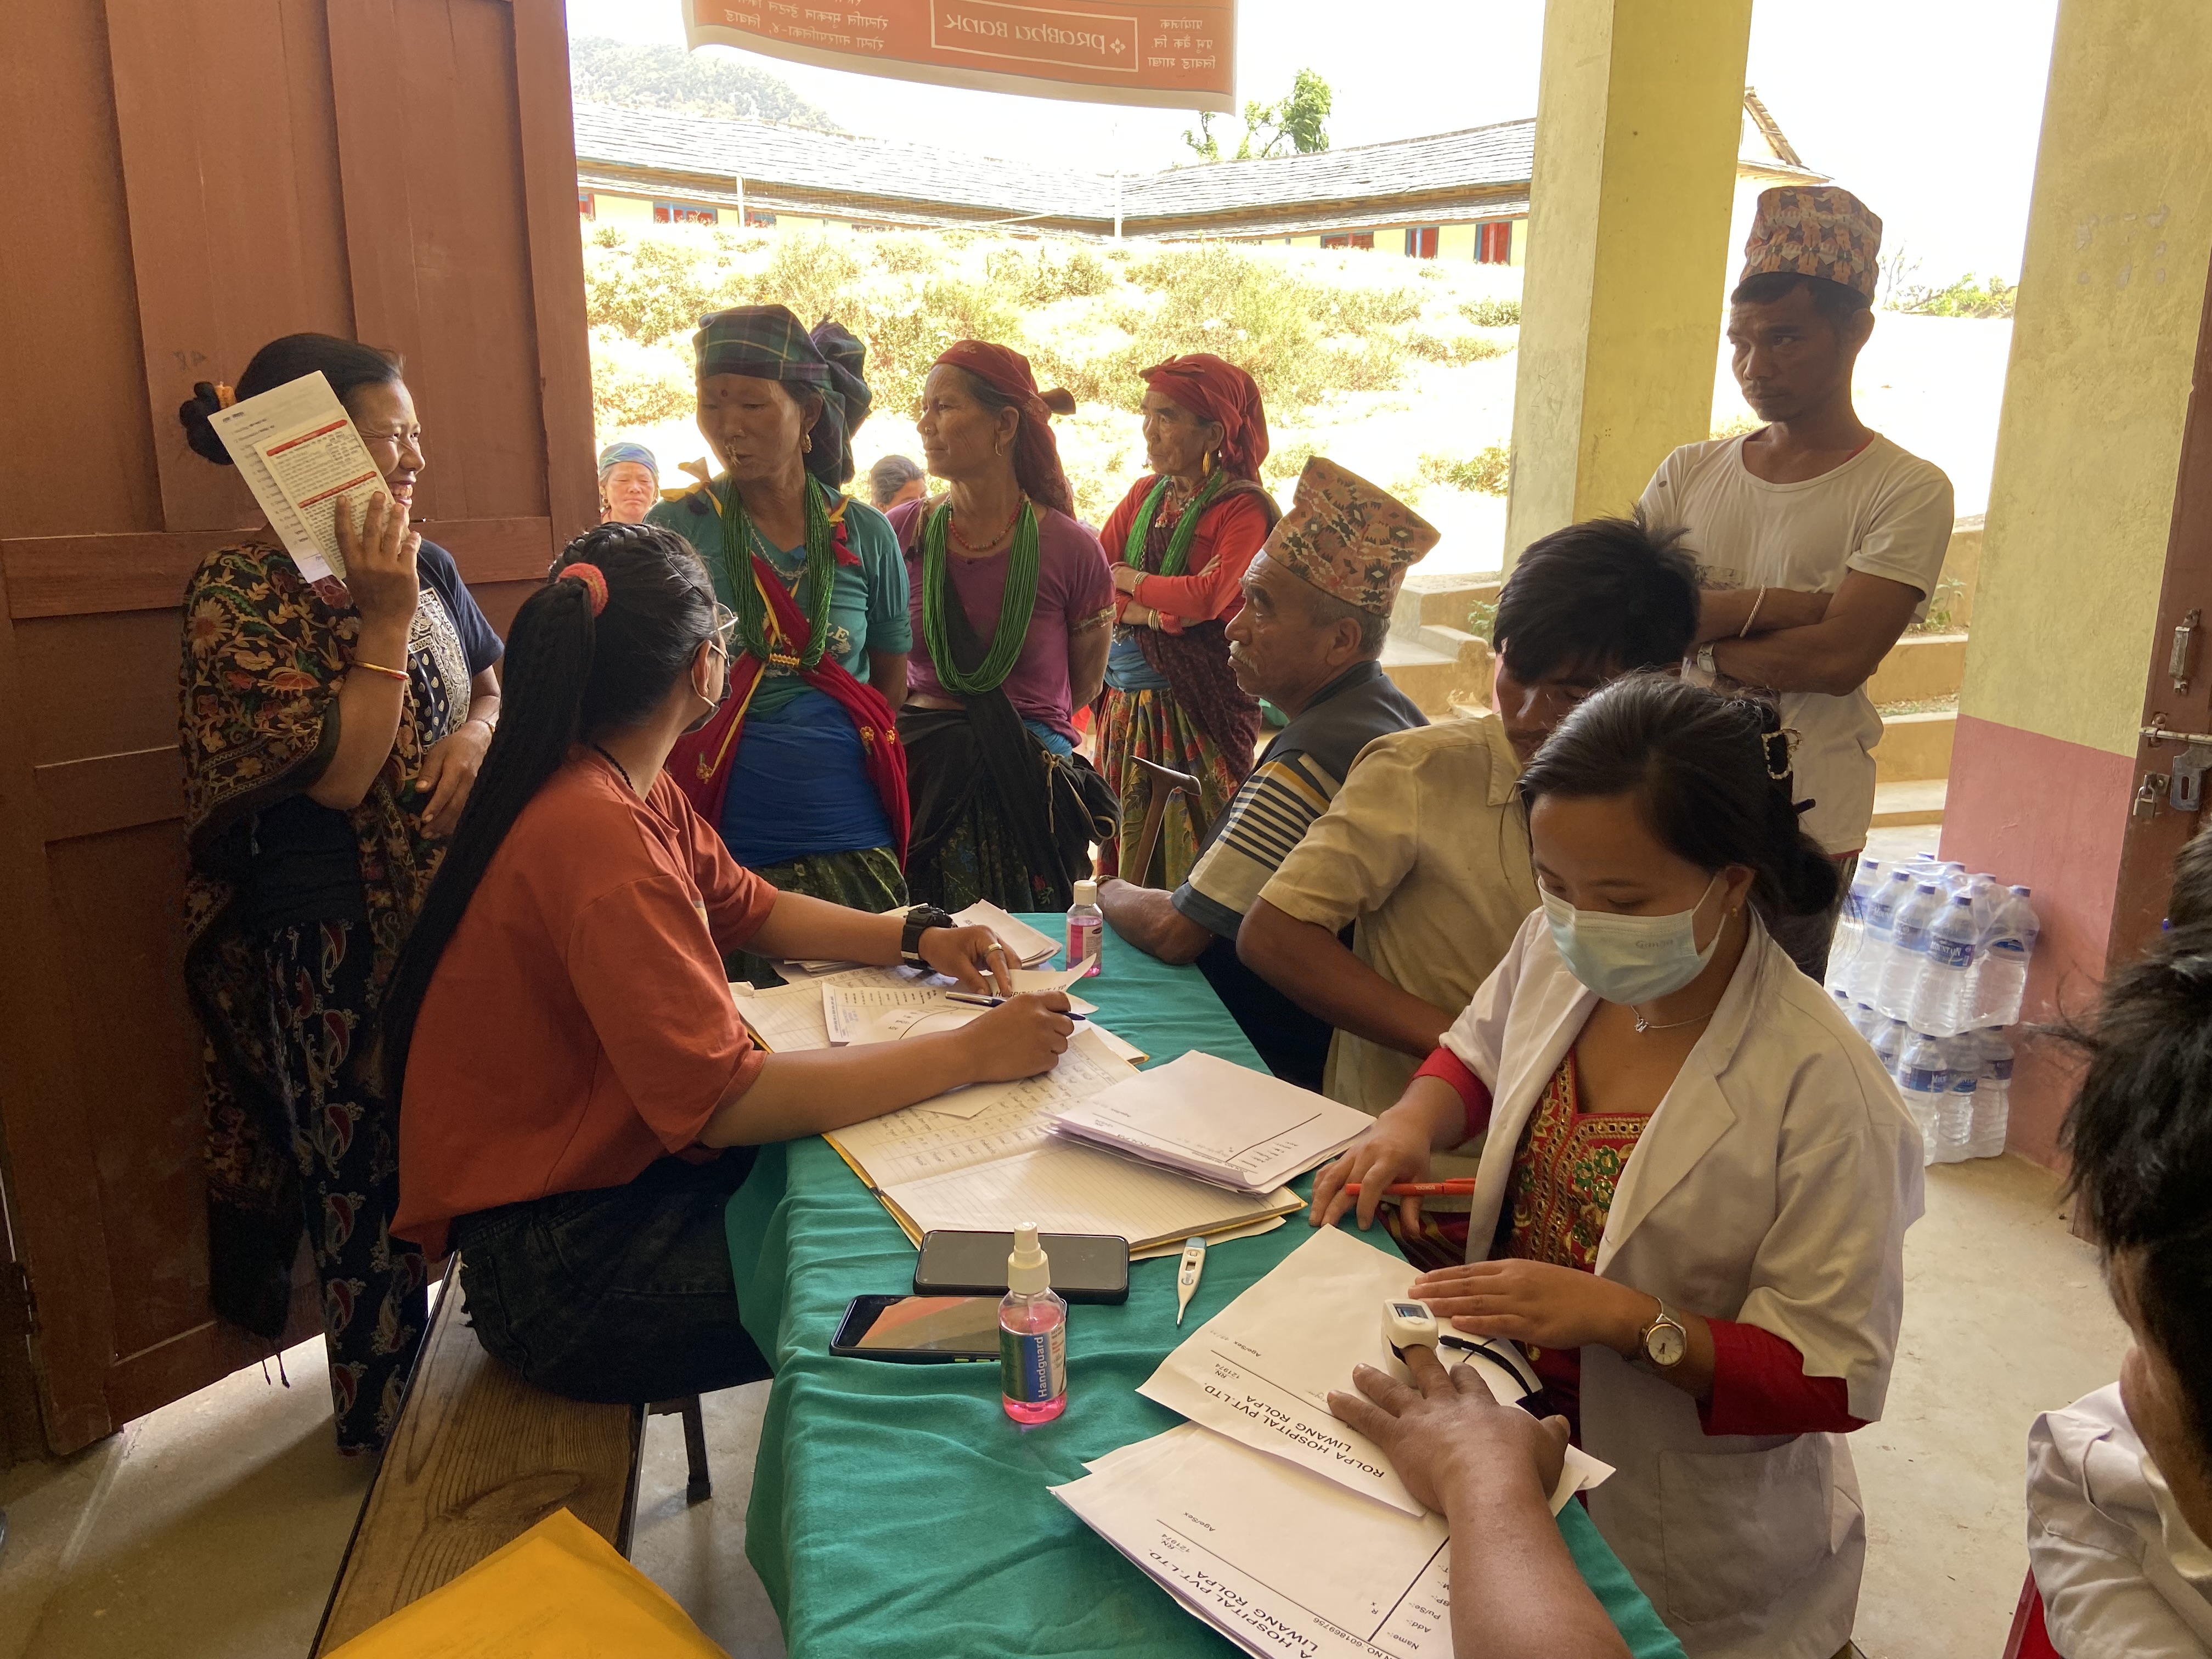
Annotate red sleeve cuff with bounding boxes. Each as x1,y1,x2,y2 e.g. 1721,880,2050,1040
1414,1046,1493,1141
1699,1319,1866,1436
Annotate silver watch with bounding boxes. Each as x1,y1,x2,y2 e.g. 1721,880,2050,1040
1638,1298,1689,1369
1694,644,1719,679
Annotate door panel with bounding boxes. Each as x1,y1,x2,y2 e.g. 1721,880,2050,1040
0,0,591,1456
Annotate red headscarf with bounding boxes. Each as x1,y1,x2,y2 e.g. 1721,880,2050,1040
933,341,1075,518
1139,354,1270,481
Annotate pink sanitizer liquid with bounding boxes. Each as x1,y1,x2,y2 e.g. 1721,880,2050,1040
999,1222,1068,1423
1067,879,1103,979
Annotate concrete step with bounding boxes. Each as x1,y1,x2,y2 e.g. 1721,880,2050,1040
1871,778,1948,827
1381,627,1492,715
1869,633,1967,706
1872,709,1956,784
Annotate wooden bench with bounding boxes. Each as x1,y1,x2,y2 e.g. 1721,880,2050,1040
309,1257,710,1653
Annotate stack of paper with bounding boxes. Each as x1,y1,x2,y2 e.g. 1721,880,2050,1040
1137,1226,1611,1516
1052,1050,1374,1192
1052,1424,1453,1659
1052,1227,1612,1657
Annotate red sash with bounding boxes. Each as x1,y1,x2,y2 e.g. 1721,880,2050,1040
668,541,910,866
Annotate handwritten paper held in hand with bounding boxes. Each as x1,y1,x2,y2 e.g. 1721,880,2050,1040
206,371,391,584
1138,1224,1612,1516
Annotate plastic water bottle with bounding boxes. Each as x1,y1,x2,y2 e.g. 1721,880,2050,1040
1828,857,1884,992
1872,1017,1908,1079
1851,870,1915,1002
1830,984,1857,1025
1934,1033,1979,1163
1895,1032,1950,1167
1973,887,2041,1026
1877,883,1946,1019
1910,893,1980,1034
1852,1001,1887,1043
999,1222,1068,1423
1970,1029,2014,1159
1066,879,1103,980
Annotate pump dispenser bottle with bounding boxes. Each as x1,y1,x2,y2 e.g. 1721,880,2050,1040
998,1221,1068,1423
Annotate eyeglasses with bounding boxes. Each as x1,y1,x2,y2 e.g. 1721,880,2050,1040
711,602,739,655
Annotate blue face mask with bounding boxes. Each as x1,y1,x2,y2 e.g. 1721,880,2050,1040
1541,874,1724,1006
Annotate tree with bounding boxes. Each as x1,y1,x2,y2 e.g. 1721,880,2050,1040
1181,69,1332,163
570,37,841,131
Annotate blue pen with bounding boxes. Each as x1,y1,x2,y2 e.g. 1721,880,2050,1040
944,991,1086,1021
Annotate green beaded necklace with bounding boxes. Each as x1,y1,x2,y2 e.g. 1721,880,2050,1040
1122,467,1226,578
716,476,836,670
922,499,1040,696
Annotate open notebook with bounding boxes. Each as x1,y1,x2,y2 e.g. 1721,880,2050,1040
731,975,1296,1249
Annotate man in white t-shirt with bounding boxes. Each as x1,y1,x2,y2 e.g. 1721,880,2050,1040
1639,185,1954,980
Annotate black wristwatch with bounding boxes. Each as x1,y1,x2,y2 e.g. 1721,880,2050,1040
900,904,956,968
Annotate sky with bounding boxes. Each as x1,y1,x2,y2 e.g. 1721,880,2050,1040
563,0,2061,282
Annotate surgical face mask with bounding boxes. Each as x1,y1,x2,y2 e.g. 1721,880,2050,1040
1541,873,1724,1006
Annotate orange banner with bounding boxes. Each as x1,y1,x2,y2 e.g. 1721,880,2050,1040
684,0,1235,112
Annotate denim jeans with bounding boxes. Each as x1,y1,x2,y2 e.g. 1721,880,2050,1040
450,1152,772,1403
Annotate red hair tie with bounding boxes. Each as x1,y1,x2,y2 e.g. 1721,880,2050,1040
562,561,610,616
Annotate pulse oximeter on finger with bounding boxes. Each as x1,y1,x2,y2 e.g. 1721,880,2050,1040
1383,1299,1440,1358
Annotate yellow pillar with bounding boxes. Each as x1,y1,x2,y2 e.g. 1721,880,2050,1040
1503,0,1753,560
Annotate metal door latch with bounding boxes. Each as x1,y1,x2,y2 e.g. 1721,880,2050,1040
2136,773,2165,822
2174,609,2203,693
2174,743,2212,812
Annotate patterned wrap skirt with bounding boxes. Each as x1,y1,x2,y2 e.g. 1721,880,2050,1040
726,845,907,988
1096,686,1246,888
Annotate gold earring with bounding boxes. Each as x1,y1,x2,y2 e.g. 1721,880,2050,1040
802,432,812,453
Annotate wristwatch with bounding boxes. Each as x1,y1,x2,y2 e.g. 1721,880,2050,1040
1636,1297,1689,1370
900,904,956,968
1694,644,1719,680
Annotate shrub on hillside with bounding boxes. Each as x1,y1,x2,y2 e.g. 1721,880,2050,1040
1418,443,1511,496
1407,330,1509,365
1893,274,2016,319
1459,297,1520,328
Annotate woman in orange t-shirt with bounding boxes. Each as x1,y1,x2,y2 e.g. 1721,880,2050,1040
380,522,1073,1404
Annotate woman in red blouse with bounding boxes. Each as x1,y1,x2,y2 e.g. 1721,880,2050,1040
1313,675,1922,1659
1095,354,1279,884
381,522,1073,1404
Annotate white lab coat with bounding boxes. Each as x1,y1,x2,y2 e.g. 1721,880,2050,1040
1441,911,1923,1659
2027,1383,2212,1657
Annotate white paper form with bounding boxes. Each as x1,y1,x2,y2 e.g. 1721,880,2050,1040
1055,1050,1373,1192
826,1038,1136,1186
733,966,946,1052
823,963,1099,1046
206,372,388,583
1138,1225,1611,1517
1053,1424,1454,1659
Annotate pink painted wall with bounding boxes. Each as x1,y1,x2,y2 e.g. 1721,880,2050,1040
1940,714,2134,1169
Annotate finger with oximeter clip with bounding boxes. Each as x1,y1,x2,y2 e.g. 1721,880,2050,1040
1383,1298,1440,1358
1174,1237,1206,1326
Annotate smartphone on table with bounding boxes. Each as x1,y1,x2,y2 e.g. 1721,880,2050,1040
913,1229,1129,1304
830,1295,1002,1363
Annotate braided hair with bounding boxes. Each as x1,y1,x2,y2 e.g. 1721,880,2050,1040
1516,672,1840,922
379,521,718,1093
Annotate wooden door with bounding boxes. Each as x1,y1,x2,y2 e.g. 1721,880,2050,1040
2112,237,2212,957
0,0,594,1457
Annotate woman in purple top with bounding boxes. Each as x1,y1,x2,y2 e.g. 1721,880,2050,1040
891,340,1118,911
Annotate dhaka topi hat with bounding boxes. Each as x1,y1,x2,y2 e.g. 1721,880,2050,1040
1739,186,1883,302
597,441,658,481
691,304,873,488
1262,456,1437,617
1138,354,1269,481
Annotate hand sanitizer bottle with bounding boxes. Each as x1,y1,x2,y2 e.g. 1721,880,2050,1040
1000,1221,1067,1423
1067,879,1104,979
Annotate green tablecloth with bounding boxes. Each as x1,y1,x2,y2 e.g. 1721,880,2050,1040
726,919,1684,1659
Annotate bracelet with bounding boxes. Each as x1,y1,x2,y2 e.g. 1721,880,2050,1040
1738,586,1768,639
351,659,409,684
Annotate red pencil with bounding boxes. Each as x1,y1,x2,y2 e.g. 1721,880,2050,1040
1342,1180,1477,1196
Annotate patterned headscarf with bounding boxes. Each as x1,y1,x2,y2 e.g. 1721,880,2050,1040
1138,354,1270,480
596,441,658,481
1263,456,1437,616
691,304,873,487
932,340,1075,518
1739,186,1883,301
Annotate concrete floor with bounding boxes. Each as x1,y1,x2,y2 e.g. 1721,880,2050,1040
0,1154,2120,1659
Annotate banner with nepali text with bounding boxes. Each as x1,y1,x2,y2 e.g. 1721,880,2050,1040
684,0,1235,111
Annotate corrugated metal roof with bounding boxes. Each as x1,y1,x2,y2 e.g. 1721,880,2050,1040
570,99,1819,234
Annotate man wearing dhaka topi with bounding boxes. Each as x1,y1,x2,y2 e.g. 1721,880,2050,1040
1642,186,1954,983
